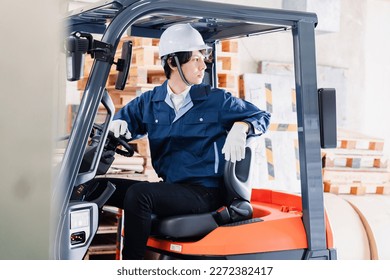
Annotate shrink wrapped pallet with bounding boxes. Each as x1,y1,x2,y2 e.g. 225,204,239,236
240,73,300,193
249,130,301,193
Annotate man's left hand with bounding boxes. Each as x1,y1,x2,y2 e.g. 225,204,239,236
222,122,249,163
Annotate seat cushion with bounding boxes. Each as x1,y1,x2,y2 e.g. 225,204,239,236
151,213,218,239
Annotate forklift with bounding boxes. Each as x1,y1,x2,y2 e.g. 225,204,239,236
53,0,337,260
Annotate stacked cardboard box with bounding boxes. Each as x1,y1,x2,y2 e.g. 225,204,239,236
239,73,300,193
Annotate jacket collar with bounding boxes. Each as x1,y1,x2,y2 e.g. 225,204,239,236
190,83,209,101
151,80,169,102
151,80,210,102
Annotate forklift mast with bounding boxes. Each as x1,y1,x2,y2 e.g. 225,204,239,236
54,0,333,260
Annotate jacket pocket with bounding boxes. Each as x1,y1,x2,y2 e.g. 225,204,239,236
182,111,219,136
143,112,170,140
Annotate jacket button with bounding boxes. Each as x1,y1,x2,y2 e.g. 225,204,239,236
199,118,203,122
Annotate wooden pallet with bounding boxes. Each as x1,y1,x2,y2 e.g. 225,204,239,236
322,167,390,184
121,36,159,47
84,244,117,260
322,149,387,169
216,52,239,72
131,138,150,157
128,65,165,86
321,129,390,196
218,72,238,90
83,207,120,260
216,39,239,53
337,128,385,151
131,46,161,67
323,181,390,195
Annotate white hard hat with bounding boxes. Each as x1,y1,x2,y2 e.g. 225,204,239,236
159,23,211,57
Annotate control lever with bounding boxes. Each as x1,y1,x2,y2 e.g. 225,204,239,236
90,181,116,208
212,206,231,225
230,205,250,216
229,200,253,222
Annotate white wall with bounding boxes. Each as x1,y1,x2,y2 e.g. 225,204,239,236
315,0,366,131
364,0,390,157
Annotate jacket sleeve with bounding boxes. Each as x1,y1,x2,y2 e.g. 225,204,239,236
219,91,271,135
113,92,148,138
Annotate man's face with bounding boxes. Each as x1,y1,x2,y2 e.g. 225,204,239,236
180,50,207,85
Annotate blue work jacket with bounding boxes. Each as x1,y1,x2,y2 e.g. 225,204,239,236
114,81,270,188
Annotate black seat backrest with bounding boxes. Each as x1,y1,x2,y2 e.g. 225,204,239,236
223,136,260,222
224,136,259,204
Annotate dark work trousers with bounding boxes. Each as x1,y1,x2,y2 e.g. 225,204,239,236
87,177,223,260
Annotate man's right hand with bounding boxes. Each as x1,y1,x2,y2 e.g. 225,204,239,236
109,120,132,139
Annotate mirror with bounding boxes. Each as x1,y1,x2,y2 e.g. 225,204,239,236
318,88,337,148
115,40,133,90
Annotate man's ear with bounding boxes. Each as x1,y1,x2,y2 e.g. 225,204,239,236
167,57,176,70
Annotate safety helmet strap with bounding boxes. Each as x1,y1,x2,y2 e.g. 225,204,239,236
173,54,192,86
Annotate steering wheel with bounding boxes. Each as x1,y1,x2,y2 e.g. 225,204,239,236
106,130,134,157
92,123,134,157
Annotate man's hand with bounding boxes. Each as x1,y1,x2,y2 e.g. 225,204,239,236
222,122,249,163
109,120,132,139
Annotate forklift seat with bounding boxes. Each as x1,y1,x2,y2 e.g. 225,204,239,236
150,136,259,239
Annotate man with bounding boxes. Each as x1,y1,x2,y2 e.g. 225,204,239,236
98,23,270,259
